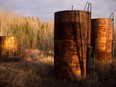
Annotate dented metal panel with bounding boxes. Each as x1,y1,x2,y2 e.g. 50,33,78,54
91,18,113,63
54,10,91,80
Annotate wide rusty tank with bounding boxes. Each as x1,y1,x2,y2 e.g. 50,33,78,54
54,10,91,80
0,36,19,60
91,18,113,63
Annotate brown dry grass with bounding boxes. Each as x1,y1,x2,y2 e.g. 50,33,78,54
0,57,116,87
0,57,54,87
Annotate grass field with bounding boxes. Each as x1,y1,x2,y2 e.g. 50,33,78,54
0,56,116,87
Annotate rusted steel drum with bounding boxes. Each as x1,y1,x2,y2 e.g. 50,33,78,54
91,18,113,63
54,10,91,80
0,36,19,60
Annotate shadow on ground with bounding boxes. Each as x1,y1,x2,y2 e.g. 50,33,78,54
0,58,116,87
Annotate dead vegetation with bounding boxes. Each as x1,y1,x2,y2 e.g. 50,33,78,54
0,56,116,87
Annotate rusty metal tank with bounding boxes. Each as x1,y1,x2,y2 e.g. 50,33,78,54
91,18,113,63
0,36,19,60
54,10,91,80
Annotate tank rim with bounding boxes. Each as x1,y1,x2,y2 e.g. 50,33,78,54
0,36,18,38
0,35,17,37
55,10,90,14
92,18,113,20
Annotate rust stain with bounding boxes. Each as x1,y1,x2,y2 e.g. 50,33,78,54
54,10,91,80
0,36,19,59
91,18,113,63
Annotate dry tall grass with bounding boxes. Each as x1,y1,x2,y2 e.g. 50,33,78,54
0,8,54,52
0,58,116,87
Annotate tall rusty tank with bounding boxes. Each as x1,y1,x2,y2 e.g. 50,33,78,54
54,10,91,80
91,18,113,63
0,36,19,61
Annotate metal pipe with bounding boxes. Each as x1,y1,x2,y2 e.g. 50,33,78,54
84,2,92,13
110,13,114,60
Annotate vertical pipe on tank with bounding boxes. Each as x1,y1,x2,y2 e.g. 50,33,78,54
110,13,114,60
84,2,92,74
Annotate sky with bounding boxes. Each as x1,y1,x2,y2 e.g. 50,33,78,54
0,0,116,22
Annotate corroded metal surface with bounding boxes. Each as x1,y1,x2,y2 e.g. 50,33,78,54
0,36,19,59
91,18,113,63
54,10,91,80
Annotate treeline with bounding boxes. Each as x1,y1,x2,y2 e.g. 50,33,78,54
0,9,54,52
